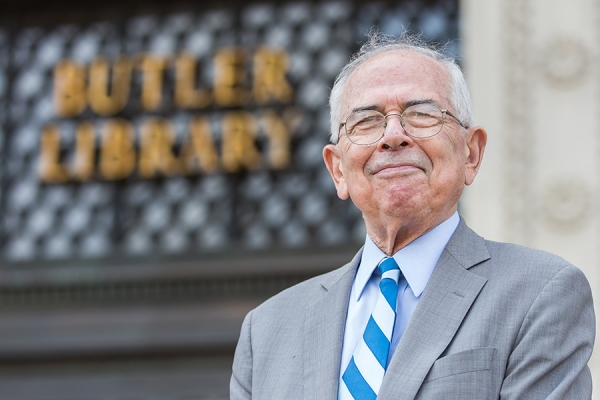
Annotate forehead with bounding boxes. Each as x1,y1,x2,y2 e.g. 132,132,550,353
343,50,450,110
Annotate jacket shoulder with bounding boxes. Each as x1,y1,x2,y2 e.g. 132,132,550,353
483,239,577,275
254,261,355,316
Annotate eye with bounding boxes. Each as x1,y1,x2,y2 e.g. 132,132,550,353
347,111,384,134
403,106,443,128
405,110,436,119
356,115,379,124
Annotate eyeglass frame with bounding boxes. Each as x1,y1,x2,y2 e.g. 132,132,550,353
338,103,469,145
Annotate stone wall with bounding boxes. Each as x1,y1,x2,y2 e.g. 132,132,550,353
462,0,600,394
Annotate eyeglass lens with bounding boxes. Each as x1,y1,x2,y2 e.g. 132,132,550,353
344,103,446,145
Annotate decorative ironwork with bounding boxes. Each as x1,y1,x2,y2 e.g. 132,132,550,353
0,0,459,265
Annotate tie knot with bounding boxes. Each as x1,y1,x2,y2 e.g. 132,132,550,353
378,257,401,283
379,257,399,274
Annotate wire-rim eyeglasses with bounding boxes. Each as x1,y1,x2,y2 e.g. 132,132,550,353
339,103,468,146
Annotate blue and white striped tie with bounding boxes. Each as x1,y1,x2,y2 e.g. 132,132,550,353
339,257,401,400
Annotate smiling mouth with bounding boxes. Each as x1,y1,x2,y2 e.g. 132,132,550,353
373,163,424,175
367,155,429,176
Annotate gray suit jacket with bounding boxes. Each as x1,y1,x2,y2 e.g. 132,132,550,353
230,219,595,399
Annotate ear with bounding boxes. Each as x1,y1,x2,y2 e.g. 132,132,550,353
323,144,349,200
464,126,487,186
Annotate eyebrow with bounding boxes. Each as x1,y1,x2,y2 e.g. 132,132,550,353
348,99,439,115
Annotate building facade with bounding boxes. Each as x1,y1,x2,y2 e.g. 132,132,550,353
462,0,600,393
1,0,599,398
0,0,459,398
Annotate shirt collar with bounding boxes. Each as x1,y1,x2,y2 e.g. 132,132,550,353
354,211,460,301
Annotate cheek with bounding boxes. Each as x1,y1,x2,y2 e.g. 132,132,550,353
426,138,467,188
434,132,466,166
339,154,374,202
340,145,371,176
434,156,468,199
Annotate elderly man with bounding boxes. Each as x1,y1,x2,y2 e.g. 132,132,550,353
230,34,595,399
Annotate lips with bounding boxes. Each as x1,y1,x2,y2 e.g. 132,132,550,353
375,164,420,175
367,157,429,175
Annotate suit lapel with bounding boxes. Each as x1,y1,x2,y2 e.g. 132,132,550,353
303,250,361,400
379,220,491,399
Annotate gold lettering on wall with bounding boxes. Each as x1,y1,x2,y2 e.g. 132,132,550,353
139,55,166,111
180,117,218,173
214,48,248,107
175,52,212,109
43,46,298,182
260,110,291,169
221,111,260,172
39,124,69,183
53,61,87,117
72,122,96,181
253,46,293,104
52,46,294,116
100,119,136,180
138,119,180,177
89,57,132,116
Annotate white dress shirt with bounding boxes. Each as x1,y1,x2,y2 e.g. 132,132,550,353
339,212,460,376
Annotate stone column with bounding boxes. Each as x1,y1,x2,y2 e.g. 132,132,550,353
461,0,600,393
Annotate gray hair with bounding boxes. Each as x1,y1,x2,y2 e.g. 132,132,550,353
328,32,473,144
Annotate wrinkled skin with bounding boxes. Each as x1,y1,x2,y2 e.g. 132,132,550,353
323,50,487,255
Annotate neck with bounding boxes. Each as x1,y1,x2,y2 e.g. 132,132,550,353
365,209,456,255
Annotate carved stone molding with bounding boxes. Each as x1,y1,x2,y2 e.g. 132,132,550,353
502,0,534,244
539,36,591,88
537,178,593,232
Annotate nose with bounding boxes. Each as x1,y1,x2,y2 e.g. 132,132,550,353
378,113,413,150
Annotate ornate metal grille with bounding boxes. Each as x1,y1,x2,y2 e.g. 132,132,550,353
0,0,459,264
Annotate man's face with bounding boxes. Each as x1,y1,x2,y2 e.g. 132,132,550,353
323,50,486,239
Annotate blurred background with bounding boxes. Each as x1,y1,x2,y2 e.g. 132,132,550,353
0,0,598,398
